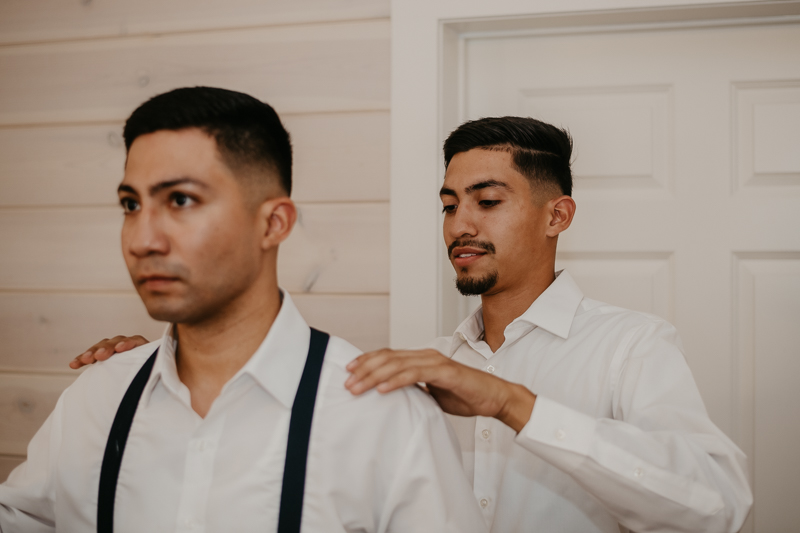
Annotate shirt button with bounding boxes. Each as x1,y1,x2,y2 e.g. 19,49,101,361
481,429,491,440
485,365,495,374
555,429,566,441
634,467,644,479
480,498,489,508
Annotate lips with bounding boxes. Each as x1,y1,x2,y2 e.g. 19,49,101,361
137,275,180,291
452,248,486,268
448,240,495,269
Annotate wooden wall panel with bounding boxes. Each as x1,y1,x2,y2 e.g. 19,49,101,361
0,111,389,207
0,208,127,290
0,292,164,371
280,202,389,293
0,373,78,455
292,293,388,352
0,124,125,207
0,19,390,126
0,0,392,467
0,292,386,371
0,0,390,45
0,204,388,293
285,111,390,202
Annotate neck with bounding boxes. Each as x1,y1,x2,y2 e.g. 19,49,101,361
480,262,556,353
175,276,282,417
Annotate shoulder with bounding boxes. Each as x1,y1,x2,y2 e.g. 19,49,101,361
318,334,363,370
33,341,163,459
577,297,678,336
318,335,451,430
574,297,683,358
62,340,161,404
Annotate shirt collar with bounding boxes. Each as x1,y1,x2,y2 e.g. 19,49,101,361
514,269,583,339
239,291,310,408
143,290,311,410
450,270,584,356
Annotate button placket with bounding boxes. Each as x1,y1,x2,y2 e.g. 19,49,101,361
176,414,225,533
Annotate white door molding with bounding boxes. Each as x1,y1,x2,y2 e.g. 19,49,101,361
389,0,800,347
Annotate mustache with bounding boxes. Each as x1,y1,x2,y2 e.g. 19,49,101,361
448,239,496,258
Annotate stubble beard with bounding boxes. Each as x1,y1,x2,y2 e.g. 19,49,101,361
134,265,253,326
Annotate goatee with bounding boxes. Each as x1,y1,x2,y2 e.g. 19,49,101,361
456,270,498,295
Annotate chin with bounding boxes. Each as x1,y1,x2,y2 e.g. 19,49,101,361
455,270,499,296
141,297,203,324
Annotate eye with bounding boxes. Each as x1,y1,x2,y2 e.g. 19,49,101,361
119,197,140,213
170,192,196,208
442,204,457,214
479,200,500,208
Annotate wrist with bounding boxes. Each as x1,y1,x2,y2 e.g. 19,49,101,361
496,382,536,433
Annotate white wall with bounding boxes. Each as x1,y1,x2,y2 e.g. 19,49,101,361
0,0,390,481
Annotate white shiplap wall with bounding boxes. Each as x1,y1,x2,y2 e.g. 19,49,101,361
0,0,390,481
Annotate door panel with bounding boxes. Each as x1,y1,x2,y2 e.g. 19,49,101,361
463,21,800,531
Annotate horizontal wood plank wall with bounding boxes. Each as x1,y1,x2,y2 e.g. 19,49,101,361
0,0,390,45
0,0,390,480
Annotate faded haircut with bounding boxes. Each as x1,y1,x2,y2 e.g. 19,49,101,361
124,86,293,196
443,116,573,197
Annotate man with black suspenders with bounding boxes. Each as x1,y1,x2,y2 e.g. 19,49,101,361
0,87,486,533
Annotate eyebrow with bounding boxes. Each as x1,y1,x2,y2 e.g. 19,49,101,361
439,179,512,197
117,177,209,196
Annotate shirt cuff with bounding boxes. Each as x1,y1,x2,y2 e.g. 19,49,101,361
515,395,598,474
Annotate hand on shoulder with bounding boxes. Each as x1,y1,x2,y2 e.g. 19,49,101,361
345,348,536,432
69,335,150,369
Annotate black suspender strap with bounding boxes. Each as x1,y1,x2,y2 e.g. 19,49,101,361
97,348,158,533
277,327,330,533
97,327,330,533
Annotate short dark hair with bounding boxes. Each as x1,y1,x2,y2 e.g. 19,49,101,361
443,116,573,197
124,86,292,195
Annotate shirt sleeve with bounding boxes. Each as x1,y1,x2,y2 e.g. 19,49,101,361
514,319,753,533
379,390,488,533
0,394,62,533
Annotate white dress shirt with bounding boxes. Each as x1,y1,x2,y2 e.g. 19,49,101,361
430,271,752,533
0,292,486,533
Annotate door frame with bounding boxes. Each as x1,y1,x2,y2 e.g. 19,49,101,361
389,0,800,342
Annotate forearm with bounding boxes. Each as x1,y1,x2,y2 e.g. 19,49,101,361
495,381,536,433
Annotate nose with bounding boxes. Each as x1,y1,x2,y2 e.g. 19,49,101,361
122,208,169,258
446,203,478,241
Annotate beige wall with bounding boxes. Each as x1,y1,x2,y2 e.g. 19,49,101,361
0,0,390,481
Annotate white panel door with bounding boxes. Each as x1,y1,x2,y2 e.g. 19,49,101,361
463,21,800,532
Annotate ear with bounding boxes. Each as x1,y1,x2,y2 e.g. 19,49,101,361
257,196,297,250
545,195,576,238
